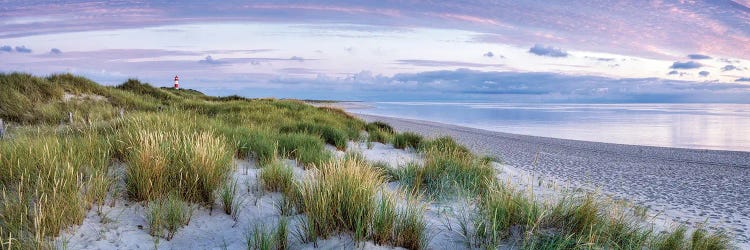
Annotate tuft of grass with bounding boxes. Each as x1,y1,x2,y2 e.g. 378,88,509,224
220,180,238,215
392,132,423,150
298,157,385,244
367,128,391,144
280,122,349,150
372,192,397,245
366,121,394,134
246,218,288,250
123,129,233,204
393,193,429,250
260,160,294,193
276,133,331,167
399,137,494,198
146,194,192,241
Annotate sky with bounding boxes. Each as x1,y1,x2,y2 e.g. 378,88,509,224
2,0,750,102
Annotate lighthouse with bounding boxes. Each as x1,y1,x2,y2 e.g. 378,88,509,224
173,75,179,89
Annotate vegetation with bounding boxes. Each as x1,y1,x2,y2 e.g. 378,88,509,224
0,73,365,249
260,160,294,192
0,72,732,250
392,132,423,149
146,194,193,241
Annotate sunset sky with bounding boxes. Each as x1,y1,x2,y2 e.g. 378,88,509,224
2,0,750,102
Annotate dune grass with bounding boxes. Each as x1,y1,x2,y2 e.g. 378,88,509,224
0,73,368,249
0,73,734,250
392,132,423,150
247,218,288,250
122,129,233,204
296,157,428,248
146,194,193,241
398,136,494,198
260,160,294,193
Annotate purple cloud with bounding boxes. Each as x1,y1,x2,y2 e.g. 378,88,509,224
699,71,710,77
721,65,737,71
688,54,711,60
396,59,502,68
0,45,11,52
50,48,62,54
199,55,223,65
483,51,494,57
736,77,750,82
670,61,702,69
14,46,31,53
528,44,568,57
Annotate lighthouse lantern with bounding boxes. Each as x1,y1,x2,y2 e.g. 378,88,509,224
174,75,179,89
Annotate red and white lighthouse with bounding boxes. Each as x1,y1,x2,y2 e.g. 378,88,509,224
173,75,179,89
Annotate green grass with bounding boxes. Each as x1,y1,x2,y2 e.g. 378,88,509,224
260,160,294,192
0,73,733,250
146,194,193,241
246,218,288,250
0,73,367,249
392,132,423,150
122,129,233,204
399,136,494,198
280,122,349,150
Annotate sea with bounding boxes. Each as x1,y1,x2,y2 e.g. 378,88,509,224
352,102,750,152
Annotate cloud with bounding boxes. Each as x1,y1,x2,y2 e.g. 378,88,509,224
670,61,702,69
50,48,62,54
14,46,31,53
0,45,11,52
687,54,712,60
483,51,494,57
289,56,305,62
668,70,679,75
268,69,750,102
199,55,223,64
395,59,502,68
721,65,737,71
736,77,750,82
699,71,710,77
528,44,568,57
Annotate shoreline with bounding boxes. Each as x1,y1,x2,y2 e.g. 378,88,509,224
354,112,750,247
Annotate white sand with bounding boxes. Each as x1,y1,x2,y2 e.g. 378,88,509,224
58,140,739,249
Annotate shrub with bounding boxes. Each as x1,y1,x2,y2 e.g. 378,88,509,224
392,132,423,149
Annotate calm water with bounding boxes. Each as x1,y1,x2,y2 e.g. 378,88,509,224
353,102,750,152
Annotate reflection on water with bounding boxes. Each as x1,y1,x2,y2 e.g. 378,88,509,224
354,102,750,152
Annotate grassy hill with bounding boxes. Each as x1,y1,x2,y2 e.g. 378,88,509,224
0,73,730,249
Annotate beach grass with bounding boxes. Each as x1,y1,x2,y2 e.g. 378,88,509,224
259,160,294,193
0,73,734,250
393,132,423,150
146,194,193,241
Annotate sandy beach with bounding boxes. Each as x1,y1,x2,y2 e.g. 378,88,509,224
355,113,750,248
